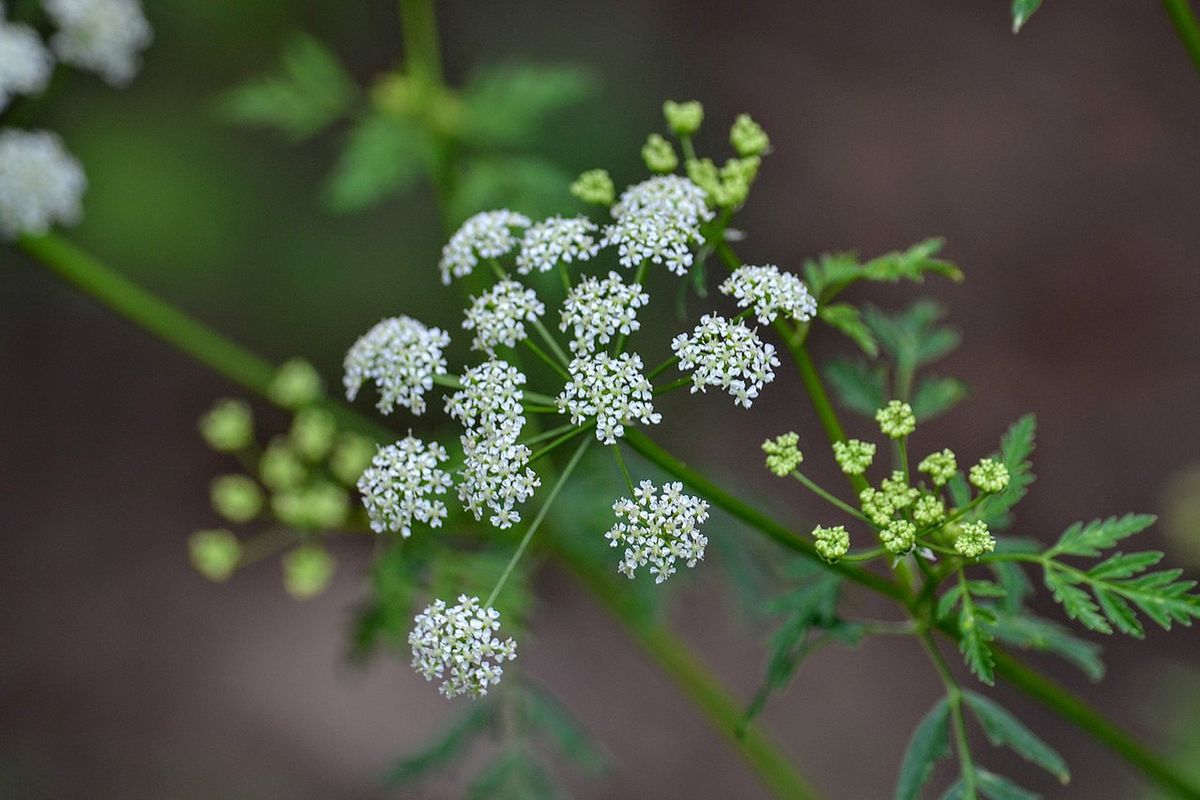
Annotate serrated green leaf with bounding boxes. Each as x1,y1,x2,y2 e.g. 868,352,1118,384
1049,514,1157,559
1011,0,1044,33
523,686,609,775
978,415,1037,528
819,303,879,357
324,114,427,212
976,768,1041,800
1088,551,1165,581
803,251,861,298
1044,569,1112,634
959,597,996,684
964,692,1070,784
467,749,559,800
215,33,355,139
824,358,887,418
460,63,598,147
990,560,1034,613
861,238,963,284
895,697,952,800
912,376,968,422
988,612,1105,681
1095,587,1145,638
382,702,495,786
937,584,967,621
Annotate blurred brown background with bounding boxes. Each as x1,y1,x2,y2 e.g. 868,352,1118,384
2,0,1199,797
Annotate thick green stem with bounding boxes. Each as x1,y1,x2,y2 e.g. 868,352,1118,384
1163,0,1200,74
398,0,443,87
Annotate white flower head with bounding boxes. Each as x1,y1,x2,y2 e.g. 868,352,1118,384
44,0,152,86
558,353,661,445
458,429,540,529
0,129,86,239
606,480,710,583
462,279,545,354
603,175,713,276
719,264,817,325
445,359,527,436
439,209,531,284
671,313,780,408
357,437,452,536
559,271,650,354
0,16,53,110
343,316,449,415
409,595,517,699
516,215,600,275
611,175,713,227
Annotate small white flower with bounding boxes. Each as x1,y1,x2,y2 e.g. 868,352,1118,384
462,279,545,354
672,313,780,408
602,175,713,276
458,429,540,529
611,175,713,228
439,209,531,284
409,595,517,699
606,480,710,583
515,215,600,274
558,353,660,445
0,129,86,239
719,264,817,325
559,271,649,354
343,316,449,415
44,0,151,87
0,16,53,110
445,359,527,436
357,437,451,536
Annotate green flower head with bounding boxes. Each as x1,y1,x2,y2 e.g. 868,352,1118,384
813,525,850,562
570,168,615,206
876,400,916,439
954,520,995,558
272,482,349,530
918,448,958,487
730,113,770,157
912,494,946,527
833,439,876,475
331,434,376,486
663,99,704,136
269,357,324,409
763,431,803,477
881,470,919,510
283,545,336,600
860,487,897,527
641,133,679,174
881,519,917,555
290,407,338,461
211,474,263,523
199,398,253,453
189,529,241,582
970,458,1011,494
261,438,307,491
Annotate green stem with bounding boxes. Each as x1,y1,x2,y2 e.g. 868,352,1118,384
530,317,572,368
522,338,570,379
611,443,637,495
789,470,874,527
653,375,693,396
529,424,590,464
1163,0,1200,73
486,438,589,607
398,0,444,86
521,422,578,447
918,630,977,796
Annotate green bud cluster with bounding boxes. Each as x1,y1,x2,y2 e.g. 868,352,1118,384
686,155,761,209
199,399,253,452
881,519,917,555
283,544,336,599
261,438,307,491
331,434,376,485
291,407,338,461
912,494,946,527
876,400,916,439
189,529,241,582
730,113,769,156
663,99,704,136
833,439,876,475
813,525,850,562
954,520,995,557
211,474,263,523
969,458,1010,494
570,168,615,205
762,431,803,477
272,482,350,530
269,358,324,409
641,133,678,173
881,470,919,510
918,448,957,487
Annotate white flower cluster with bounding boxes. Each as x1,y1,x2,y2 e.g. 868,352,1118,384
44,0,152,87
559,271,649,354
357,437,451,536
719,264,817,325
343,316,449,415
516,215,601,274
603,176,713,276
447,360,540,529
0,129,86,239
439,209,530,284
605,480,710,583
558,353,660,445
672,313,779,408
462,279,545,354
0,14,52,110
409,595,517,699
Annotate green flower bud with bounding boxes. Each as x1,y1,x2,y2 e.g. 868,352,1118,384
859,487,897,527
663,99,704,136
881,519,917,555
881,470,919,510
570,168,615,206
272,482,349,530
261,438,306,491
641,133,679,174
686,157,721,195
269,358,324,409
331,434,376,486
876,400,916,439
199,399,253,453
833,439,876,475
954,520,995,558
283,544,336,599
762,431,803,477
210,474,263,523
918,448,958,488
730,113,770,157
813,524,850,562
969,458,1010,494
290,407,338,461
912,494,946,527
189,529,241,582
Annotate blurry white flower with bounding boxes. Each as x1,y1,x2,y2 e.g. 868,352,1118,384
409,595,517,699
605,480,710,583
439,209,530,284
462,279,545,354
0,15,53,110
719,264,817,325
558,352,660,445
343,316,449,415
44,0,151,86
611,175,712,228
0,129,86,239
559,271,649,354
516,215,600,274
357,436,451,536
671,313,779,408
